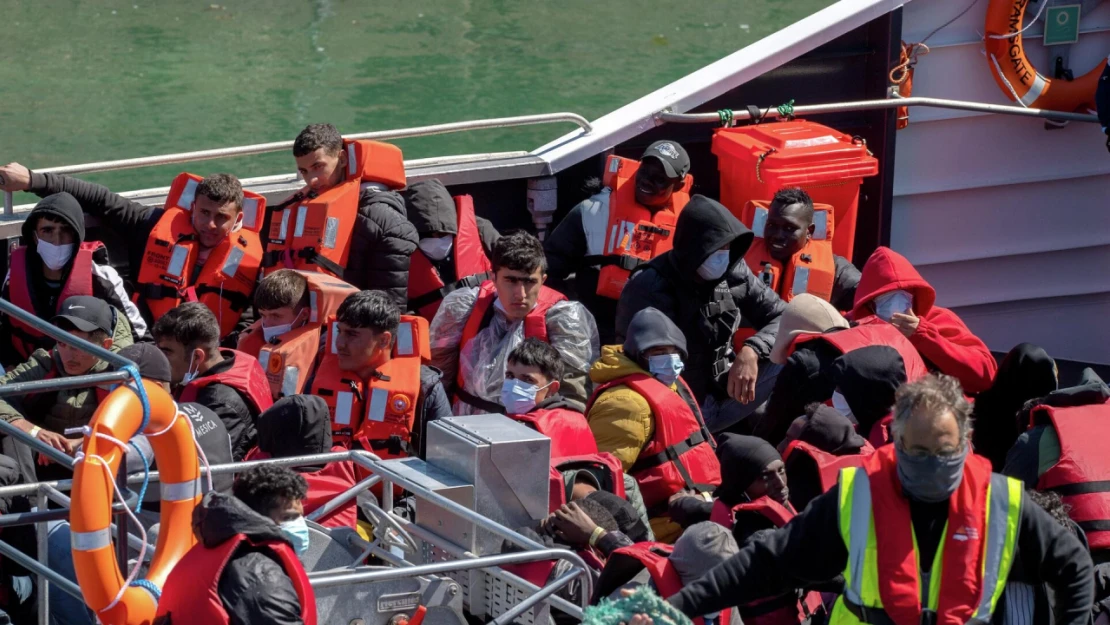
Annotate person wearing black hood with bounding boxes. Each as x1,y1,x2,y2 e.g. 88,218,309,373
616,195,785,434
283,123,419,309
402,179,500,320
248,395,359,529
972,343,1058,471
0,191,146,367
830,344,912,445
154,465,315,625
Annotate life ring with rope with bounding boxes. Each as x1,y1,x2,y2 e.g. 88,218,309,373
984,0,1106,112
70,378,204,625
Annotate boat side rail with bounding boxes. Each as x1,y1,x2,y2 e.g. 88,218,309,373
2,111,593,215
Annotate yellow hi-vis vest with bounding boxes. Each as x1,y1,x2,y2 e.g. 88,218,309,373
829,466,1022,625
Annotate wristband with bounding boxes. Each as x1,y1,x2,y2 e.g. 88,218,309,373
588,526,606,547
29,426,41,439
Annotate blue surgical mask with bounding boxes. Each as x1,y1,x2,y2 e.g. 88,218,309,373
874,290,913,322
894,443,968,503
181,353,200,386
696,250,731,281
831,390,854,420
280,516,311,556
500,378,553,415
648,353,684,386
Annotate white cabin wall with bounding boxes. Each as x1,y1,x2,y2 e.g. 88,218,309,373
894,0,1110,365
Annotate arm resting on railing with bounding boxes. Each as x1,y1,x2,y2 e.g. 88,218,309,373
29,169,157,239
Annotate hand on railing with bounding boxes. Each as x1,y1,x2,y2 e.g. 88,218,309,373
0,163,31,192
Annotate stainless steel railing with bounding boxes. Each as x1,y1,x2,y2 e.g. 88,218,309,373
2,111,593,215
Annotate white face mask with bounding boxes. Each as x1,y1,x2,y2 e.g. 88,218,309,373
181,352,200,386
831,390,854,420
37,239,75,271
418,235,454,261
874,290,913,322
261,309,305,343
696,250,731,281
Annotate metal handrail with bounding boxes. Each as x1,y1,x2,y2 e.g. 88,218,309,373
657,95,1101,124
308,548,584,588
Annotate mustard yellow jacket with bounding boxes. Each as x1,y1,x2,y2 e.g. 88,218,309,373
586,345,662,471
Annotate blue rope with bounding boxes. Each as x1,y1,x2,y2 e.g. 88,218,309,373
129,578,161,601
128,441,151,513
121,364,151,434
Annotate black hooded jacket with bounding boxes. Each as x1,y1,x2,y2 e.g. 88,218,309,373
178,492,306,625
0,192,147,365
616,195,785,403
973,343,1058,471
187,350,260,462
349,187,419,309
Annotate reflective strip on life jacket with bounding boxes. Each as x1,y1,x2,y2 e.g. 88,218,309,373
834,447,1021,624
1033,400,1110,549
744,201,836,303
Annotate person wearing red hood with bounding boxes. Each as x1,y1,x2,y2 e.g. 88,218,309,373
851,247,996,394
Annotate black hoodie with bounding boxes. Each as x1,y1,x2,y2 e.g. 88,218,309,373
174,492,305,625
832,345,909,437
615,195,785,403
0,192,147,366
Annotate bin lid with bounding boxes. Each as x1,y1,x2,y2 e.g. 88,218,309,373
712,120,879,185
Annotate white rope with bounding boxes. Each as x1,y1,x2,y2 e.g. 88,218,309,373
989,52,1030,106
987,0,1051,39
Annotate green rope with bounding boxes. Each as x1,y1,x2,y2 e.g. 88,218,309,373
581,586,693,625
717,109,734,127
776,99,796,118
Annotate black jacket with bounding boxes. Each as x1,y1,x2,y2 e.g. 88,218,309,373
26,171,253,342
186,351,260,462
347,188,419,309
830,255,862,312
616,195,785,403
188,492,305,625
0,191,147,366
669,482,1094,625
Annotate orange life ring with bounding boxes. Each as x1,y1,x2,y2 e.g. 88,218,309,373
984,0,1106,112
70,380,202,625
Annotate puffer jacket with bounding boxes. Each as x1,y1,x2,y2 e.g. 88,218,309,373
586,345,658,471
350,189,420,309
0,321,134,433
615,195,785,403
850,246,997,393
189,492,306,625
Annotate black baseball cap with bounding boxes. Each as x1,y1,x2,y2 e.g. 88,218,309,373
641,140,690,179
52,296,113,335
117,343,172,384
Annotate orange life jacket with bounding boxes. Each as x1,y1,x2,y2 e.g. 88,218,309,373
593,543,731,625
154,531,317,625
591,155,692,300
742,199,837,303
7,241,103,360
586,374,721,511
264,139,406,278
406,194,493,320
548,452,627,512
1032,398,1110,549
135,172,266,339
310,315,430,455
237,272,358,399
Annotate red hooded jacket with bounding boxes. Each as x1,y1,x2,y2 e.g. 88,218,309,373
850,247,996,393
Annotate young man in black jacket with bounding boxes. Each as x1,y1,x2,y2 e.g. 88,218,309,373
288,123,418,309
616,195,785,434
666,375,1094,625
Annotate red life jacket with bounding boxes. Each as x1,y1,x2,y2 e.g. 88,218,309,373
742,200,837,304
178,349,274,417
265,140,406,278
867,415,894,448
1032,399,1110,549
709,495,795,530
406,195,493,320
865,444,994,625
512,406,599,459
592,155,692,300
548,452,627,512
586,374,721,510
791,317,929,382
782,439,875,497
595,543,729,625
7,242,103,360
136,172,266,340
456,281,567,391
154,532,317,625
245,447,358,529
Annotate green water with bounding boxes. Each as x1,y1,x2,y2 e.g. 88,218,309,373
1,0,833,198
